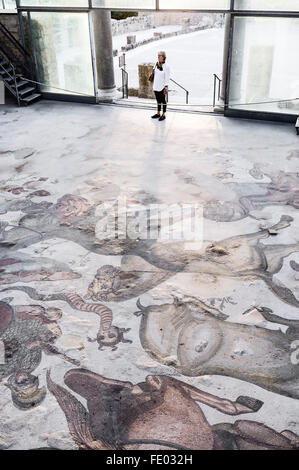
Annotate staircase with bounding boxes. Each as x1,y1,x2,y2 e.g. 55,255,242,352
0,21,41,106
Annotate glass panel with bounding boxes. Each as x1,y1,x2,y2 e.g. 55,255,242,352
20,0,88,6
113,13,225,106
159,0,230,10
234,0,299,12
92,0,155,8
30,12,94,96
229,17,299,115
0,0,16,8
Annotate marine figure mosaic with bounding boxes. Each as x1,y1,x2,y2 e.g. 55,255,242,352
0,158,299,450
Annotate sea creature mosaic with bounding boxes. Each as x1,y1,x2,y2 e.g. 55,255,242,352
46,369,299,450
0,161,299,450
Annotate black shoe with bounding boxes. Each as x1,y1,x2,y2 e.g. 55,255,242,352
159,115,166,121
151,114,160,119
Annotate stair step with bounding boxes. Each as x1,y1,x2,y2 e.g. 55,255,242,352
0,64,12,70
6,76,32,87
0,80,18,97
0,68,13,76
18,86,36,96
5,76,15,83
14,80,29,88
21,93,42,104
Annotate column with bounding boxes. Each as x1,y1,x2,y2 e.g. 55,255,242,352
221,2,249,105
220,13,231,101
91,9,117,101
228,16,246,103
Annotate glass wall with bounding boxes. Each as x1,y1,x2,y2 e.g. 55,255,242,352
92,0,154,8
93,0,230,10
228,16,299,115
29,12,95,96
20,0,88,6
13,0,299,120
15,0,299,11
159,0,230,9
234,0,299,12
0,0,16,8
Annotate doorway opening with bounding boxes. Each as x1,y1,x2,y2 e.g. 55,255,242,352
111,10,225,113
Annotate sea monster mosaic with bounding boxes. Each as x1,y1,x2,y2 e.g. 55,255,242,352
46,369,299,450
0,297,79,409
1,190,299,307
0,169,299,449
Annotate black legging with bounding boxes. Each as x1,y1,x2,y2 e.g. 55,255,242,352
154,90,167,113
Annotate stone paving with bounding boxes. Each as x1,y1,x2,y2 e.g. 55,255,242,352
0,100,299,450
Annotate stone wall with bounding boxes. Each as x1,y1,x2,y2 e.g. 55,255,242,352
0,12,22,64
119,22,218,55
111,15,154,36
139,11,225,28
0,12,20,42
112,12,224,36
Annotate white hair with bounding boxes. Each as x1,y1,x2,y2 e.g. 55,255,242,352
158,51,166,60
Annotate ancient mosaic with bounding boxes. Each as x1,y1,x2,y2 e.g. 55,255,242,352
1,150,299,450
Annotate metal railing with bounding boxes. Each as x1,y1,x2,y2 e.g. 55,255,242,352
213,73,222,107
169,78,189,104
1,0,17,8
0,21,34,79
0,22,29,58
121,67,128,99
0,0,12,8
120,69,189,105
0,50,20,106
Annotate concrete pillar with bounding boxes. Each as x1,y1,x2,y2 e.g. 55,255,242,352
221,0,252,105
220,13,246,104
220,13,231,102
91,10,116,101
227,16,246,103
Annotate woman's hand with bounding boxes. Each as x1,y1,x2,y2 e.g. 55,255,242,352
163,86,168,95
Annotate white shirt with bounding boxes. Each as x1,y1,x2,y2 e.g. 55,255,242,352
153,63,170,92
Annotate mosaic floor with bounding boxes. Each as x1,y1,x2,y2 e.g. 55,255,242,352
0,100,299,450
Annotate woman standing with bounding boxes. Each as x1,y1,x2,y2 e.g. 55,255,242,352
151,51,170,122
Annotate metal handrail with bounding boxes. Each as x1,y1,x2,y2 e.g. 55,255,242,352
213,73,222,107
0,22,30,58
170,78,189,104
1,0,14,8
121,67,128,99
0,21,34,79
13,63,20,107
0,51,20,105
0,43,30,74
19,75,95,97
118,68,189,104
